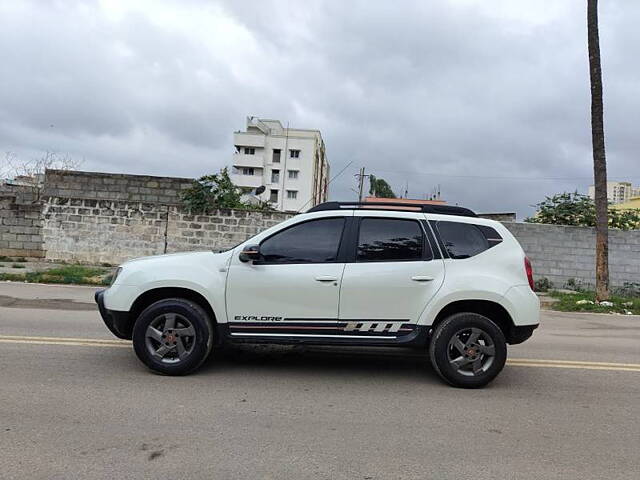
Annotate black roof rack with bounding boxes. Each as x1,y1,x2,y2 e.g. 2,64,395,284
307,201,477,217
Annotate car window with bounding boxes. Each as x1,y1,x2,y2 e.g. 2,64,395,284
357,218,424,262
436,221,490,259
260,218,345,264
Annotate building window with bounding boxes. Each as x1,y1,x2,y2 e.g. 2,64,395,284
272,149,281,163
271,169,280,184
269,189,278,203
289,149,300,158
287,190,298,200
242,167,255,176
288,170,299,180
244,147,255,155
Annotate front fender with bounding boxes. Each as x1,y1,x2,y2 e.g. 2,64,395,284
103,251,231,324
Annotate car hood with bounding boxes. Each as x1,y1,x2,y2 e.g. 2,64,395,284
114,249,236,287
122,250,230,266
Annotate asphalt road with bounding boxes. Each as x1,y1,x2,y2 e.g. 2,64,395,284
1,282,639,479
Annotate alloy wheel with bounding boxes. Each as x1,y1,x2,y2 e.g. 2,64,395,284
447,327,496,376
145,313,196,364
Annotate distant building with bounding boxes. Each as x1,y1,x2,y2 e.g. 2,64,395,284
611,196,640,211
588,181,639,205
231,117,329,212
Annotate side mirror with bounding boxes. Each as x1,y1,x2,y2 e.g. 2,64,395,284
239,244,261,263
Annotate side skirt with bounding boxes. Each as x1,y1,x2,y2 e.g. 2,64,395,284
216,322,430,348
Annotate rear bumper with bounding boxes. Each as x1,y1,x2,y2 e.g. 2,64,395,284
508,324,538,345
95,289,133,340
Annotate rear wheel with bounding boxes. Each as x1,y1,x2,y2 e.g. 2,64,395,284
429,312,507,388
132,298,214,375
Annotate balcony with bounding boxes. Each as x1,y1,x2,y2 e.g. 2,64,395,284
232,152,265,168
233,132,266,148
231,173,263,189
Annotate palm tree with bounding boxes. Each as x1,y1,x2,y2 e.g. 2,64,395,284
587,0,609,301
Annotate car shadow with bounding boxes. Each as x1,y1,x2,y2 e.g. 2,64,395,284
197,343,445,385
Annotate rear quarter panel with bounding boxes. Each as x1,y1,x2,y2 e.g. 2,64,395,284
419,216,538,326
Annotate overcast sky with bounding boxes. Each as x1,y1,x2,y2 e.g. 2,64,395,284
1,0,639,217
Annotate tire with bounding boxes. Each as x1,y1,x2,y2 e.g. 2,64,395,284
429,312,507,388
132,298,214,375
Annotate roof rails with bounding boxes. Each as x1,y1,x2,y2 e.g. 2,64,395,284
307,201,477,217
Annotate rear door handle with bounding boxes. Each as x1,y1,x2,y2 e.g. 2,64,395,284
411,275,435,282
315,275,338,282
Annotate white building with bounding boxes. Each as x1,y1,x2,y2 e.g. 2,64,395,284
230,117,329,212
588,181,639,205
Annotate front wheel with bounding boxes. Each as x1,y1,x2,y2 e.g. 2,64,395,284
132,298,214,375
429,312,507,388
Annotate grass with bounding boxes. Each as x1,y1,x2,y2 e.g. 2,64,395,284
549,290,640,315
0,265,111,286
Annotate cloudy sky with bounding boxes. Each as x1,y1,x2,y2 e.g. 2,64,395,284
1,0,639,217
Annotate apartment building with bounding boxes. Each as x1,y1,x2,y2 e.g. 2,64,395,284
230,117,329,212
588,181,640,205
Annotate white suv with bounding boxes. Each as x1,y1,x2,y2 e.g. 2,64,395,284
96,201,539,388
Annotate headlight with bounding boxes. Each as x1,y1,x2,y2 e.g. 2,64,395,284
110,267,123,286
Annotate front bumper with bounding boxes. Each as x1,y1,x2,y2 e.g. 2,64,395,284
95,289,133,339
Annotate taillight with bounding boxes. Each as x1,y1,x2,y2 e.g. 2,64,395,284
524,257,534,290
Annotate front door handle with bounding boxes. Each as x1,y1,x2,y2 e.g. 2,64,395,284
315,275,338,282
411,275,435,282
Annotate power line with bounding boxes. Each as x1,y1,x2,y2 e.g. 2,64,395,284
370,168,640,181
297,161,355,212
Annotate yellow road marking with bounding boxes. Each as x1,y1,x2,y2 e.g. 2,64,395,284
0,334,638,372
506,359,640,373
0,334,130,348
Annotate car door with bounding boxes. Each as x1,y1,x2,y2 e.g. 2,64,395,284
338,211,445,333
225,215,349,338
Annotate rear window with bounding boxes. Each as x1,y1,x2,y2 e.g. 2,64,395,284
436,221,502,259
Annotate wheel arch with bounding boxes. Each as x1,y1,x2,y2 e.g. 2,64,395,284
130,287,217,323
108,287,220,341
430,299,515,343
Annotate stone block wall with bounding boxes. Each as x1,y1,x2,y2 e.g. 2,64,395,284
504,222,640,289
42,196,293,264
166,209,292,254
0,185,44,258
43,169,194,204
42,197,170,264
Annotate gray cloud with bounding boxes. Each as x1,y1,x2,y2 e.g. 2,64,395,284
1,0,639,217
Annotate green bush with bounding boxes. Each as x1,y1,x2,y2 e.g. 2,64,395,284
614,282,640,298
0,265,109,285
534,277,554,292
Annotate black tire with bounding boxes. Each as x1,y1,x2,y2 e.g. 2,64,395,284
429,312,507,388
132,298,214,375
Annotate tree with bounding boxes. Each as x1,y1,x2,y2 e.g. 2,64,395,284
526,192,595,226
4,150,82,201
587,0,609,301
526,192,640,230
181,167,273,214
369,175,396,198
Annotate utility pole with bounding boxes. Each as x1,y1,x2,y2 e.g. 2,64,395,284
356,167,366,202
